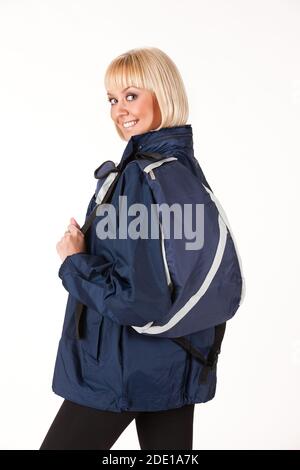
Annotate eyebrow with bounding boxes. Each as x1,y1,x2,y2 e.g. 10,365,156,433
106,86,136,97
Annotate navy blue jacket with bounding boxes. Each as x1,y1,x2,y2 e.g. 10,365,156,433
51,124,244,412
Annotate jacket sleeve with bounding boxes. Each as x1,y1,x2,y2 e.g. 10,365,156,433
58,165,173,327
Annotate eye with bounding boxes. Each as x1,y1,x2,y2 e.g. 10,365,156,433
108,94,137,105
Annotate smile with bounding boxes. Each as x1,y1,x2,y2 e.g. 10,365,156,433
123,120,139,129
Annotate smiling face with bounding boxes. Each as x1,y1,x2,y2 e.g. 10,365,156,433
107,86,162,140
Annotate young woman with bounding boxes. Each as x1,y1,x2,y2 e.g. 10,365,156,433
40,47,243,450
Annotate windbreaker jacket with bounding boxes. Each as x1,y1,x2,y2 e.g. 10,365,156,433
51,124,242,412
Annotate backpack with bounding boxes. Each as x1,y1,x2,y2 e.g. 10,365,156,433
74,151,245,383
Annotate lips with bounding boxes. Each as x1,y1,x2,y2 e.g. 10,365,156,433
122,119,139,129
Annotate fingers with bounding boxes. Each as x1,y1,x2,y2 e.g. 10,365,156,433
65,224,84,239
65,217,81,234
58,218,81,246
70,217,81,228
67,224,78,234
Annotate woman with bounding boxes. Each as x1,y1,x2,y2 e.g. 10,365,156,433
40,47,243,450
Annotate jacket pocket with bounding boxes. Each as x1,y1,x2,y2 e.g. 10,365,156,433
80,312,104,363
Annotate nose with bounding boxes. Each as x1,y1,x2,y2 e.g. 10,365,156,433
115,100,129,121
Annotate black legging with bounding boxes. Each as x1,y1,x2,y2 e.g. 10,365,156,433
40,400,195,450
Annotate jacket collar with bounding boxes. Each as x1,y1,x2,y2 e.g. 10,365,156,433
118,124,196,171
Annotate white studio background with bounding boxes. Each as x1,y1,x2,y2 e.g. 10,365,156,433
0,0,299,450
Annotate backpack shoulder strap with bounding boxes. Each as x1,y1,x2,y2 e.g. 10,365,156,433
172,322,227,384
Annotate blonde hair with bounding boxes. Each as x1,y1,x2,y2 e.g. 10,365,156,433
104,47,189,141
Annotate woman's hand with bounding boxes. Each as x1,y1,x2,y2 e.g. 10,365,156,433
56,217,86,263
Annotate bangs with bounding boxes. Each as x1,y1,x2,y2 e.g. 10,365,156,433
104,56,150,94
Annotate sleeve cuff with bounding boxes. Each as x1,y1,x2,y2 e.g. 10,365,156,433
58,252,88,280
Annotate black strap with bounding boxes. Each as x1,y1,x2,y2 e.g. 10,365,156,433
172,322,227,384
80,170,121,235
75,169,122,339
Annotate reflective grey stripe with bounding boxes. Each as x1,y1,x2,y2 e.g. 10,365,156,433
202,184,246,305
144,157,176,288
143,157,178,174
160,221,173,288
131,214,227,335
150,201,173,289
131,182,246,335
143,157,175,287
96,172,119,204
149,170,156,180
